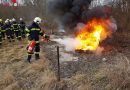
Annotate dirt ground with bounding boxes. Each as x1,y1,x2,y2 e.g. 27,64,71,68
0,31,130,90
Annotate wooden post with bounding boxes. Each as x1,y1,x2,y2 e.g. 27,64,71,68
57,46,60,81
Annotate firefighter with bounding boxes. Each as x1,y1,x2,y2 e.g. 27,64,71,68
10,19,15,41
0,19,6,40
26,17,44,63
19,18,26,38
0,19,2,45
12,18,21,40
4,20,14,42
0,30,2,45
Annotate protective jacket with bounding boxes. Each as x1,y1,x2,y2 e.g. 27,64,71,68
26,22,43,42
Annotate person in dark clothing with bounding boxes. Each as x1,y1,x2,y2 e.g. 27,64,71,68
0,19,3,45
4,20,15,42
26,17,44,63
0,30,2,45
12,19,21,40
0,19,2,45
19,18,26,38
0,19,6,40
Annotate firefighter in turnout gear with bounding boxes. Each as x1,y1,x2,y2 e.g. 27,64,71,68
0,19,2,45
0,29,2,45
19,18,26,38
4,20,14,42
12,19,21,40
26,17,44,63
0,19,6,40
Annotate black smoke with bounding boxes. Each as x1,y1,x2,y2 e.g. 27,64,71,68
82,5,112,22
47,0,112,28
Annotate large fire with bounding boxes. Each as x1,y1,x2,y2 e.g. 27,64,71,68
76,18,113,51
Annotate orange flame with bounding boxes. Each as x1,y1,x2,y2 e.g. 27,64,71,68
76,18,112,51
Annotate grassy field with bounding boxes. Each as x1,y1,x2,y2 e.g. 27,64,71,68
0,40,57,90
0,32,130,90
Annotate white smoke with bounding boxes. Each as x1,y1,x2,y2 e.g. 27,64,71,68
109,16,117,32
55,19,65,33
52,37,80,51
52,37,105,55
58,24,65,33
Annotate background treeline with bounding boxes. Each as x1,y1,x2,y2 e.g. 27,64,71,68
0,0,130,32
0,0,46,20
111,0,130,32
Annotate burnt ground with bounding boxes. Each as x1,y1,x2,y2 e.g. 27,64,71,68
41,32,130,90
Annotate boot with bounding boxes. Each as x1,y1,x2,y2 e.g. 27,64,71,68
27,55,32,63
35,54,40,60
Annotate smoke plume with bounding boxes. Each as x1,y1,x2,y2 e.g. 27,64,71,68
52,37,104,55
47,0,113,29
47,0,92,28
49,0,117,54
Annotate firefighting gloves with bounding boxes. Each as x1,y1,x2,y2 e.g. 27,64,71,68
43,34,50,41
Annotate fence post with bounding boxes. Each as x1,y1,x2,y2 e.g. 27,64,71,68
57,46,60,81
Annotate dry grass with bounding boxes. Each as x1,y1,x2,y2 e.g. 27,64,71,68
0,32,130,90
0,39,57,90
3,82,20,90
0,71,15,90
105,54,130,90
89,54,129,90
55,53,130,90
33,69,57,90
1,41,130,90
70,74,92,90
0,44,130,90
